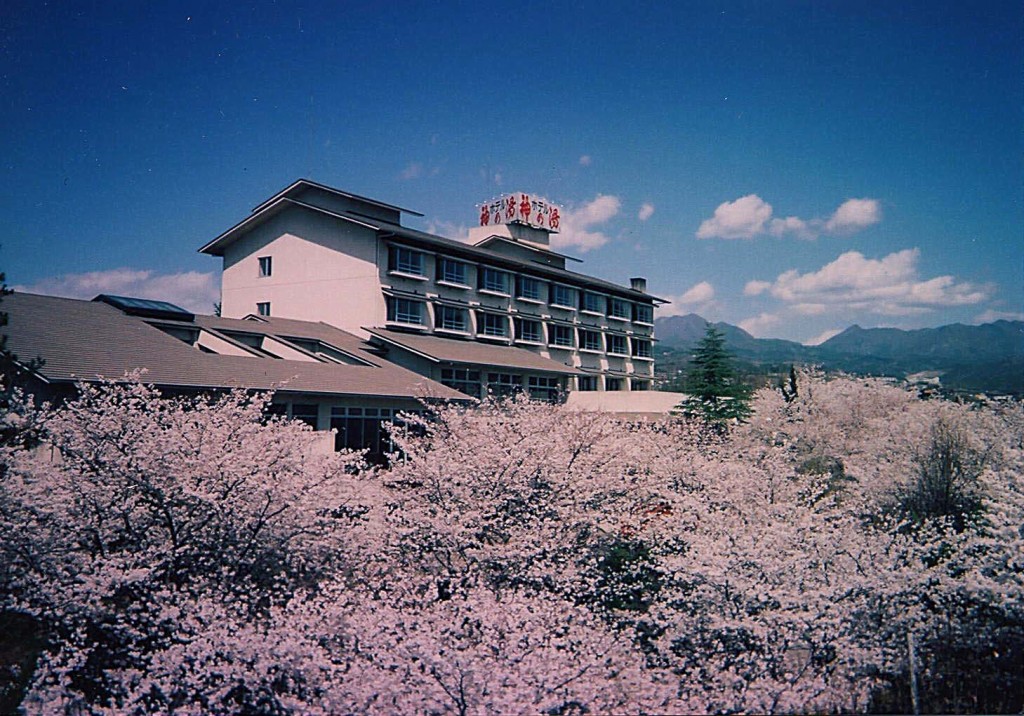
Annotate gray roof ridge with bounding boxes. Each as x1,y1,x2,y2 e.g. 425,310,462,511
251,178,424,217
472,234,583,264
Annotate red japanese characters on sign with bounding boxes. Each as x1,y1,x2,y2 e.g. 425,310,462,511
478,193,560,232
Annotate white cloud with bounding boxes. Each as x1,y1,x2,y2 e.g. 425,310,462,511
768,216,815,240
824,198,881,234
573,194,620,224
14,269,220,314
804,328,843,346
638,202,655,222
679,281,715,305
426,219,471,243
743,280,772,296
579,155,592,166
973,308,1024,324
399,162,423,180
551,194,621,253
696,194,773,239
748,248,991,316
738,312,781,337
697,195,881,240
656,281,716,317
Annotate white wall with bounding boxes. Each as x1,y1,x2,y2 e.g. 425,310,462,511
220,208,385,336
564,391,686,415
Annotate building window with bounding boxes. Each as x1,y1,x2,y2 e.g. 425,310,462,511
515,318,543,343
487,372,522,397
578,376,598,391
517,276,542,301
606,377,623,391
386,297,424,325
550,284,576,309
436,305,468,333
479,267,510,294
633,303,654,324
441,368,481,398
581,291,605,314
265,403,288,420
549,324,573,348
290,403,318,429
256,302,271,317
579,329,602,352
528,376,560,402
478,312,508,337
632,338,653,358
258,256,272,277
631,379,650,391
609,298,630,320
607,334,627,355
331,406,398,465
388,246,425,276
438,257,468,286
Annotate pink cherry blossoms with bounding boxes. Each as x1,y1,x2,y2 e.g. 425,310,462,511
0,371,1021,714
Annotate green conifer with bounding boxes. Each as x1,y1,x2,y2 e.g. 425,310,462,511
677,326,752,425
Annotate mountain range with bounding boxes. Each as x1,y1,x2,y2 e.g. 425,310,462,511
655,314,1023,396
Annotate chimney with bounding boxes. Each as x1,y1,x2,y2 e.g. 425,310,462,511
630,277,647,293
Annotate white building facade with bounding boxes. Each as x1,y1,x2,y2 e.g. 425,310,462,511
202,180,664,399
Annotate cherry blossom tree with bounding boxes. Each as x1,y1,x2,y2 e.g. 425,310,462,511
0,380,369,712
0,373,1020,714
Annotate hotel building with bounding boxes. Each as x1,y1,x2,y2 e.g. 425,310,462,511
201,179,665,400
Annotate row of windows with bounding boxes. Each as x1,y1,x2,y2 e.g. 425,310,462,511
256,250,654,325
387,298,653,356
438,369,563,401
387,246,655,324
269,403,412,465
572,376,650,392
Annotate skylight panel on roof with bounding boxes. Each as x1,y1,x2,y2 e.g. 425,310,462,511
93,295,195,321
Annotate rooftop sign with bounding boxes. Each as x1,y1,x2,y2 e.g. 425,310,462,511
479,192,560,232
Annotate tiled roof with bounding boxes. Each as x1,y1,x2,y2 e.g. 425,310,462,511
3,292,464,401
364,328,581,376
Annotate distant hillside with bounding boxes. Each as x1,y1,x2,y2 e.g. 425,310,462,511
816,321,1022,366
656,314,811,364
654,315,1024,396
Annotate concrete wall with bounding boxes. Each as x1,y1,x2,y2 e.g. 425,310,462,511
220,208,385,335
564,391,686,415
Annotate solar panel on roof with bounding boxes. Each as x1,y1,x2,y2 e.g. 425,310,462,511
93,294,196,321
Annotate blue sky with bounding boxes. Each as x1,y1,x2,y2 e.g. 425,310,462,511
3,0,1021,343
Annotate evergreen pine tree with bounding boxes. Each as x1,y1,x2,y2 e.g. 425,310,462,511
677,326,752,425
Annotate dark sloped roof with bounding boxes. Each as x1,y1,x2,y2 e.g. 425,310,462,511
251,178,423,217
200,188,666,304
472,235,583,264
365,328,581,376
3,293,464,401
